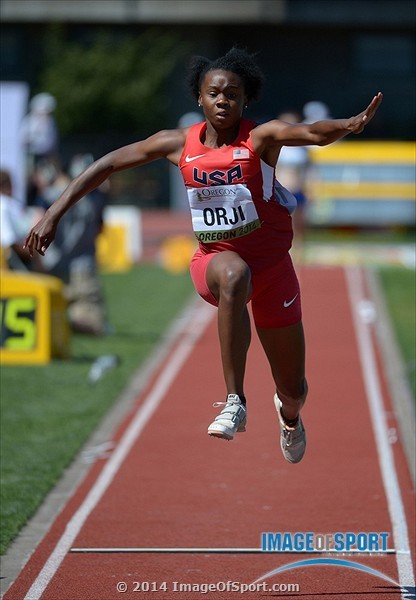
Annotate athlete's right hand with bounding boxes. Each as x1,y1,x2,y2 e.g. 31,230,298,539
23,213,58,257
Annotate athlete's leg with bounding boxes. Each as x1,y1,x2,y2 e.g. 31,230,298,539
256,321,308,422
206,251,252,397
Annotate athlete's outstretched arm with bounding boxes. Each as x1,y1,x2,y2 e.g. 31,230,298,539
24,129,186,256
254,92,383,155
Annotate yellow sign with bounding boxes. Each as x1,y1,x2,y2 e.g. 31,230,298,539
96,206,142,272
96,224,133,272
0,271,70,364
160,235,197,274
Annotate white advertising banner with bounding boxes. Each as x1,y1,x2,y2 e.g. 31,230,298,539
0,81,29,204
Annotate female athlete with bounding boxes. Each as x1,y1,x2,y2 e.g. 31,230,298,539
24,48,382,463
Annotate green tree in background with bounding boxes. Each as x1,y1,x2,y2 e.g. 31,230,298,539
39,27,186,135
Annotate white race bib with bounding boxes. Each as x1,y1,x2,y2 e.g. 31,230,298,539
187,184,260,243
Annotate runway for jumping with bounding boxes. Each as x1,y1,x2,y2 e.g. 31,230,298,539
2,265,415,600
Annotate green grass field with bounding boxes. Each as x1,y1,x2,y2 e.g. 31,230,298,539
0,261,414,555
378,266,416,398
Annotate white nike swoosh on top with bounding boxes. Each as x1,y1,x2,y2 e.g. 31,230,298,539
185,153,206,163
283,294,299,308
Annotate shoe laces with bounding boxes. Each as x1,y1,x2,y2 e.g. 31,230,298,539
213,396,244,410
213,400,238,408
282,421,302,445
213,398,246,423
282,427,294,444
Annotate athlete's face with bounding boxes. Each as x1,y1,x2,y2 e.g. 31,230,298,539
199,70,247,129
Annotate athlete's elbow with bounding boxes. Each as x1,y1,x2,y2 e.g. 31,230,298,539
97,154,120,175
313,133,339,147
315,137,330,147
304,130,328,146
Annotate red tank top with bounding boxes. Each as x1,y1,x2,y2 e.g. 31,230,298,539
179,118,294,273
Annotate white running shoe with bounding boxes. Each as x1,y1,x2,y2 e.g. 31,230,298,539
208,394,247,441
274,394,306,463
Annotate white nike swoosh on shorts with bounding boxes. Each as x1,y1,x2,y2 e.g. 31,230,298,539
284,294,299,308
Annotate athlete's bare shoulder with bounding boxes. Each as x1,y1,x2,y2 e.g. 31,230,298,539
154,126,192,165
251,120,286,147
152,127,186,158
250,120,286,165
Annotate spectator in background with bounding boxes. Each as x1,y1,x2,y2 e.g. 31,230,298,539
34,155,108,335
21,93,59,167
275,110,309,263
0,169,32,270
303,100,331,124
20,92,60,205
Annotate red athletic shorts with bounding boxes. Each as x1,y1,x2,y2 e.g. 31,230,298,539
189,250,301,328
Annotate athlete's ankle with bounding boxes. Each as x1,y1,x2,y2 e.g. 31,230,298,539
281,409,299,428
227,393,246,406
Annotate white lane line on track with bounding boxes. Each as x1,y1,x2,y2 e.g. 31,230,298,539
69,547,397,554
345,266,415,597
23,301,215,600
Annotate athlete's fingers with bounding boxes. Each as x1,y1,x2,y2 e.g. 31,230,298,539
363,92,383,122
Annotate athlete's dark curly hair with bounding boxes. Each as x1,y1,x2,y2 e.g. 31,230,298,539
187,47,264,103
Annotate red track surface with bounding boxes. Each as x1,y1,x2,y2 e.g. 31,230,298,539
4,266,415,600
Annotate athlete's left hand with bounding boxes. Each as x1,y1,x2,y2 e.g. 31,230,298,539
348,92,383,134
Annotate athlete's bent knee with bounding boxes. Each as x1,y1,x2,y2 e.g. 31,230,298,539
219,260,251,302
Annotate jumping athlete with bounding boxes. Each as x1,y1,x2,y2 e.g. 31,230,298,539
24,48,382,463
